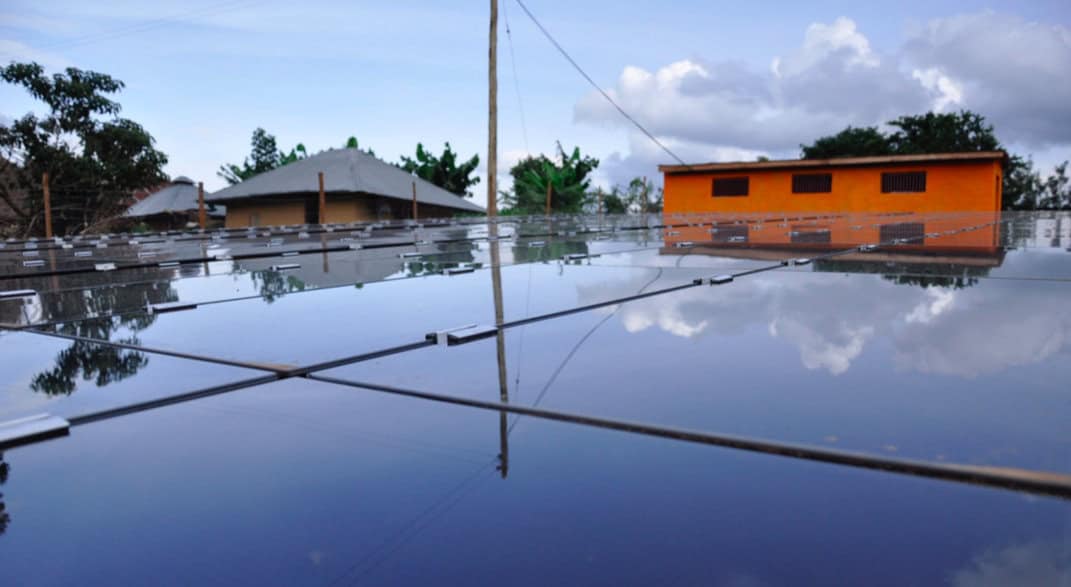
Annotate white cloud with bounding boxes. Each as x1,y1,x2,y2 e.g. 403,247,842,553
903,12,1071,147
952,541,1071,587
0,39,70,68
777,17,879,75
575,13,1071,165
910,68,964,112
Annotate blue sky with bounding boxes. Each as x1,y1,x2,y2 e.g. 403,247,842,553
2,0,1069,206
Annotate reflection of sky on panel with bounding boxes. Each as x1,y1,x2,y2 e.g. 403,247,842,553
0,378,1066,586
0,212,1068,586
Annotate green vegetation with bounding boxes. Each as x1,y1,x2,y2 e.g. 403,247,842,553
802,110,1069,210
219,129,372,185
399,142,481,198
500,143,599,215
597,177,663,215
0,62,168,236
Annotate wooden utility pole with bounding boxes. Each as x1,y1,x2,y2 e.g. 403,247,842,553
42,172,53,238
317,172,326,224
545,182,552,217
489,1,506,477
411,181,418,220
197,182,206,229
487,0,498,217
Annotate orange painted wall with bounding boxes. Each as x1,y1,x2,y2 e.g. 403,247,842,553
664,160,1002,214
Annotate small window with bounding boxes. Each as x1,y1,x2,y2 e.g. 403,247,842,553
792,173,833,193
882,171,926,193
248,213,260,227
712,177,749,197
879,222,925,244
790,227,831,244
710,223,748,244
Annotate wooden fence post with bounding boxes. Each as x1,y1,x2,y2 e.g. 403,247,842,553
318,172,326,224
198,182,206,229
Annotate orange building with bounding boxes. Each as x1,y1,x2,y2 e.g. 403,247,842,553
659,152,1006,215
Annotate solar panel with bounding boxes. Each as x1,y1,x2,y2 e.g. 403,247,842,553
0,211,1069,584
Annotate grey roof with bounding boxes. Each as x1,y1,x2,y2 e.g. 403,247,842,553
126,176,224,217
207,148,485,213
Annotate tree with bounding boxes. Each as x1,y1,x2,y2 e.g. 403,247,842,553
624,177,663,213
0,62,168,236
1002,155,1043,210
0,452,8,536
886,111,1000,154
799,110,1065,210
801,126,892,159
501,143,598,215
220,132,374,184
399,142,480,197
219,128,287,185
600,187,628,214
1034,161,1070,210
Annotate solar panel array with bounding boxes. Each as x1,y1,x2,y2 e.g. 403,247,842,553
1,210,1069,585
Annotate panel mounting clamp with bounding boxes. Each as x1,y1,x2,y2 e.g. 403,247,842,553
425,324,499,346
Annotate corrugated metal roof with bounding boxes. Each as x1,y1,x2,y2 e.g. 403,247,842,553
659,151,1007,174
125,177,224,217
206,148,485,213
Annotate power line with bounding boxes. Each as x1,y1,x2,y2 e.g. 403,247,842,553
512,0,689,167
501,0,530,153
22,0,267,52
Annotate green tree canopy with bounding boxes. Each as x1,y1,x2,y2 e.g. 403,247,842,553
501,143,598,215
800,126,892,159
399,142,480,197
219,132,371,185
885,111,1000,154
800,110,1068,210
219,128,302,184
0,62,169,236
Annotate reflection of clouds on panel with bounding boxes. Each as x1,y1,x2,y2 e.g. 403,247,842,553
951,541,1070,587
577,266,1071,378
893,282,1071,377
771,318,873,375
905,288,957,324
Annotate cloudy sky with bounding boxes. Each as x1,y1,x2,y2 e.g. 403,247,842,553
1,0,1068,205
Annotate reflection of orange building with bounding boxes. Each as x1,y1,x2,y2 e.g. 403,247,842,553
660,152,1006,215
665,212,998,250
660,212,1004,268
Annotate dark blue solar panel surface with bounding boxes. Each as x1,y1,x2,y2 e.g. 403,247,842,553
1,212,1069,585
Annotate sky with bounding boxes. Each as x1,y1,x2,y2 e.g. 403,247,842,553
1,0,1069,207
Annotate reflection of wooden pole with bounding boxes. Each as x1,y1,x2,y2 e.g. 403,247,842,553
490,222,509,479
42,172,53,238
318,172,326,224
197,182,206,229
321,232,329,273
641,176,648,229
412,181,418,220
487,0,498,217
545,182,552,217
